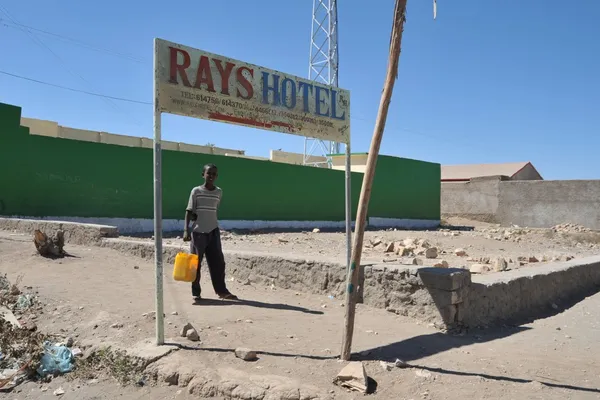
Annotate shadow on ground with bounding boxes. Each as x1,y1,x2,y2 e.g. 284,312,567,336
411,364,600,394
168,325,599,395
191,298,324,315
355,327,531,363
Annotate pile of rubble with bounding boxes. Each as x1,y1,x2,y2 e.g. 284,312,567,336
0,275,81,393
0,275,46,391
551,223,592,233
363,236,578,275
364,237,443,265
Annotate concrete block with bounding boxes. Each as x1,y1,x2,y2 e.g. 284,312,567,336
140,138,153,149
21,117,59,138
179,143,212,154
100,132,141,147
162,141,179,151
428,287,468,305
212,146,244,156
60,126,100,143
418,267,471,291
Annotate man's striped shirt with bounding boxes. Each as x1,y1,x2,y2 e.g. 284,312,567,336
186,185,222,233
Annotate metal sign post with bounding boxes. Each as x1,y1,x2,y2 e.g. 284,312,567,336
153,39,165,345
345,141,352,269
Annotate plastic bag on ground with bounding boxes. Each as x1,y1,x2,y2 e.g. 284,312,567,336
37,342,73,377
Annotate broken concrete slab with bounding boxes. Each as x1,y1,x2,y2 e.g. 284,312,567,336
333,361,368,393
126,339,179,365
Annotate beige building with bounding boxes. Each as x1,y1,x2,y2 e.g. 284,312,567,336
441,162,543,182
20,116,246,157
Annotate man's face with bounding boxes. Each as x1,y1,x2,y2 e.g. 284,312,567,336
203,167,218,184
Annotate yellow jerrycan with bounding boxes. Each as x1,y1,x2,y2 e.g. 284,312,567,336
173,252,199,282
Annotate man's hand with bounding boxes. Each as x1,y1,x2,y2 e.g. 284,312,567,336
183,230,191,242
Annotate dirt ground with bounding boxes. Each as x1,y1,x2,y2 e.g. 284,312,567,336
1,228,600,400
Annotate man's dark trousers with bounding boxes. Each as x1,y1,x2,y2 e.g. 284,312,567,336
190,228,228,297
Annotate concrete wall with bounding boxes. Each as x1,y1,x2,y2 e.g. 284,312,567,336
269,150,327,166
442,177,600,230
1,102,441,224
497,180,600,229
331,153,368,173
21,117,59,138
441,176,505,223
20,115,245,156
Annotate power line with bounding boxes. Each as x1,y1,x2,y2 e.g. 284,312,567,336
0,18,147,63
0,4,144,125
0,70,151,105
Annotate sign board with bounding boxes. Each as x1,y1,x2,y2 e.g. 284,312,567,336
154,38,350,143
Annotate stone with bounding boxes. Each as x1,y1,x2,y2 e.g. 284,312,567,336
433,260,449,268
494,257,508,272
171,311,178,316
53,387,65,396
396,246,412,256
417,239,431,248
409,257,423,266
186,329,200,342
425,247,438,259
235,347,258,361
415,369,432,379
180,322,194,338
395,358,410,368
528,256,539,263
470,264,491,274
454,248,467,257
110,323,123,329
370,239,382,248
333,361,368,393
312,228,321,233
403,238,416,247
66,337,74,347
379,361,393,371
384,242,395,253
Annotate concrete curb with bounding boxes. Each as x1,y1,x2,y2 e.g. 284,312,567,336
466,256,600,327
101,237,471,329
0,217,118,245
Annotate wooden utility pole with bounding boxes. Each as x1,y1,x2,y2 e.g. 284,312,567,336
341,0,408,361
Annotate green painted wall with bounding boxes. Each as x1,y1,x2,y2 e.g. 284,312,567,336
0,102,440,222
371,155,441,220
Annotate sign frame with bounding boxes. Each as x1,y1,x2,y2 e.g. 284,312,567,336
152,38,352,345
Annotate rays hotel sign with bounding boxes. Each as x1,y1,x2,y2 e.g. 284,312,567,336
154,39,350,143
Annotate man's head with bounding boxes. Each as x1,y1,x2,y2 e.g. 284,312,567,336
203,164,218,185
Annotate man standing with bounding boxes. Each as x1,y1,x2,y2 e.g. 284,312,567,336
183,163,238,301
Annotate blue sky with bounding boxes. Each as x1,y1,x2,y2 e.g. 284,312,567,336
1,0,599,180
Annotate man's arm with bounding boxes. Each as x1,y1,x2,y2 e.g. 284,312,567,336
183,210,195,241
183,189,196,242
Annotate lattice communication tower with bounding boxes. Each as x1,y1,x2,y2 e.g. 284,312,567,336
303,0,340,167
